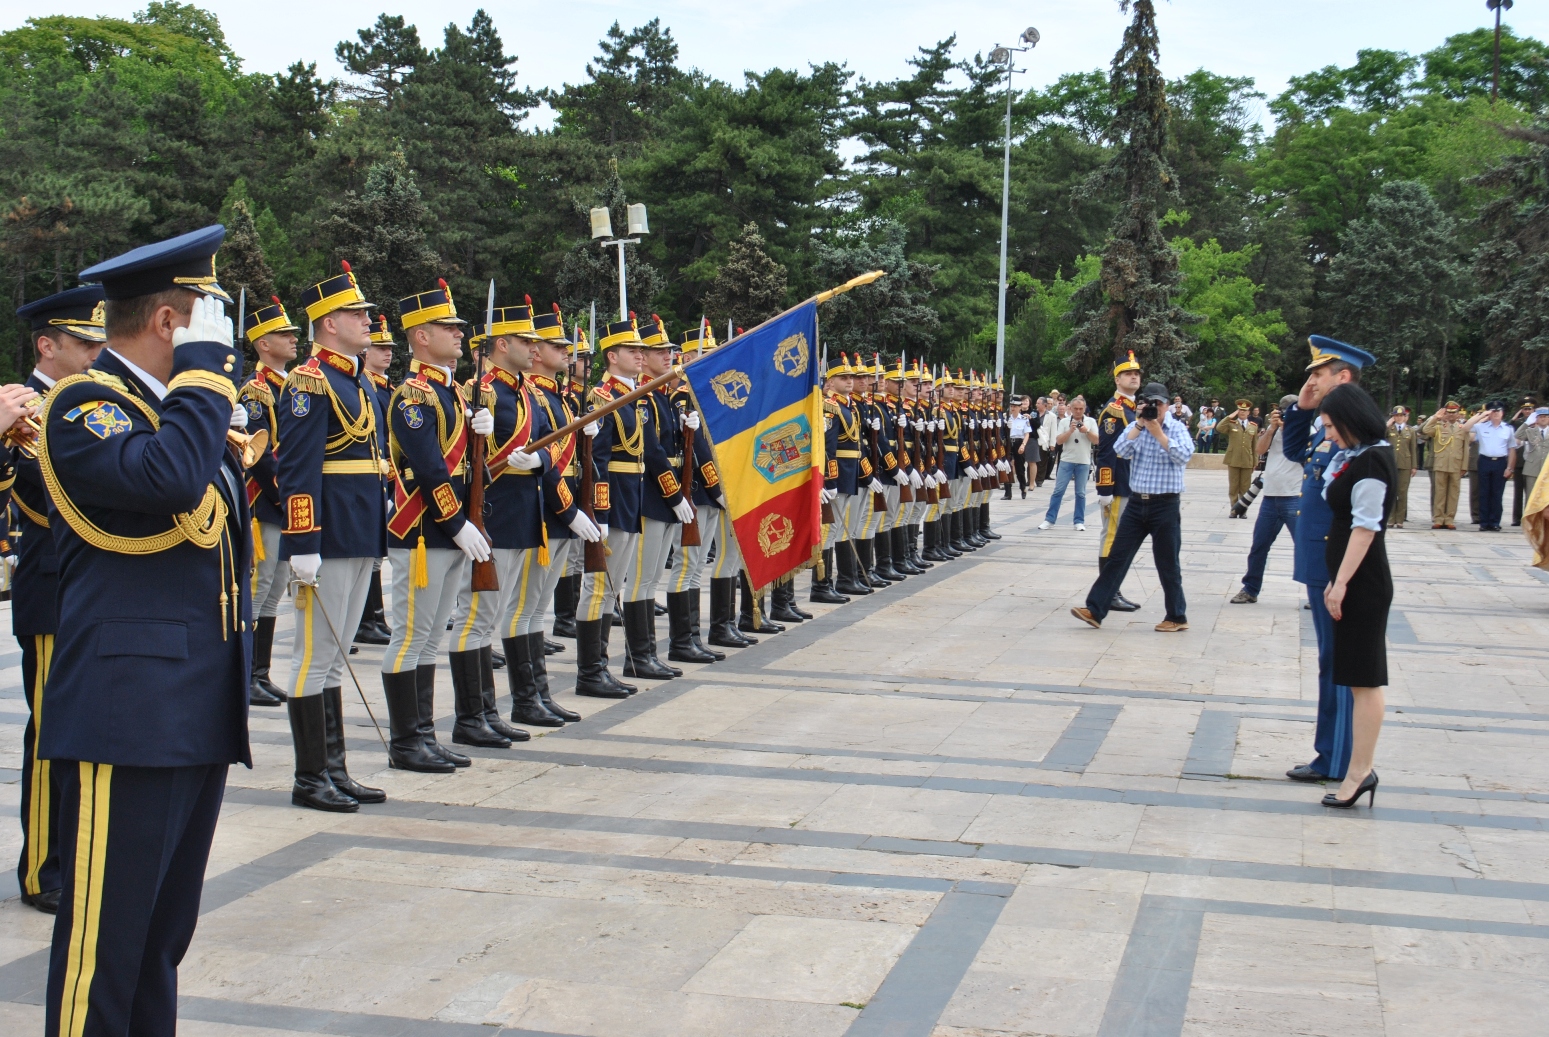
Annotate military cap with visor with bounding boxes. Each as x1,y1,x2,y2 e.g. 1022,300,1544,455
79,224,231,304
16,284,107,343
300,260,374,322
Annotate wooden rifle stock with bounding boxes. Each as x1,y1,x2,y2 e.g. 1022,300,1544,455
577,378,607,573
468,368,498,593
678,400,701,548
894,391,913,504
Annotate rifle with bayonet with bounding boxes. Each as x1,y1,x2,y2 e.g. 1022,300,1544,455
468,280,499,593
576,339,607,573
676,316,706,549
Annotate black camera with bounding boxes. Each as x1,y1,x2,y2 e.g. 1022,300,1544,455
1139,401,1160,420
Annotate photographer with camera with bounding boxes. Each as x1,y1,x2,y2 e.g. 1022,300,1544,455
1231,395,1301,604
1072,381,1195,632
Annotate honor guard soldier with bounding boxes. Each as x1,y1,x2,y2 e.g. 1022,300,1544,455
239,296,300,707
277,262,387,811
822,355,873,596
381,280,493,771
1386,405,1418,528
1095,352,1141,612
900,361,936,568
943,372,975,553
576,318,653,698
666,324,749,652
624,315,697,678
918,368,954,563
879,359,923,577
354,314,397,644
1282,336,1373,784
12,286,103,915
1219,399,1260,510
860,356,907,584
853,357,896,587
39,226,251,1037
512,306,597,722
550,326,593,640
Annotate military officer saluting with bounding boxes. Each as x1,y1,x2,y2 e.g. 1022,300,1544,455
38,226,251,1037
11,286,102,915
1386,405,1418,528
239,296,300,708
1219,398,1261,512
276,262,387,812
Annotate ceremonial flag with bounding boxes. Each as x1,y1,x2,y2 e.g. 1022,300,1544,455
684,301,824,589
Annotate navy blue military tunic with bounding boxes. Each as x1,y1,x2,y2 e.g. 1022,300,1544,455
825,393,863,495
529,374,586,538
640,385,686,525
481,366,580,549
275,346,388,560
239,362,286,527
12,371,61,637
588,376,647,533
1095,393,1138,497
388,360,471,550
1282,403,1337,586
671,384,726,509
38,345,252,768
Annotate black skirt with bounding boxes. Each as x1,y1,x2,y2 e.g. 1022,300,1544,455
1325,446,1396,688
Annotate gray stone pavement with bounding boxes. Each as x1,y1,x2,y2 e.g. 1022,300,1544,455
2,466,1547,1036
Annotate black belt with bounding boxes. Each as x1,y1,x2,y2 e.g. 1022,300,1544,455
1135,492,1179,500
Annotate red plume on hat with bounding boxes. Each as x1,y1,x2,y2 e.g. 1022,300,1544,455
437,278,448,291
341,260,352,273
271,295,282,307
525,294,533,308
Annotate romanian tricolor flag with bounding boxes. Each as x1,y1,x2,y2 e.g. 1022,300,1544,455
684,301,825,590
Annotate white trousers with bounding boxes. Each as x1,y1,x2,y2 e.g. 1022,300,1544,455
579,527,639,621
383,547,466,673
289,556,374,696
252,522,292,620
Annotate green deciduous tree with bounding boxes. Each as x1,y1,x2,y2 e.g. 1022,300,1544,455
1470,124,1549,399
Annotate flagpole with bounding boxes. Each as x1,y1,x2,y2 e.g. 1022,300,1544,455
523,271,886,454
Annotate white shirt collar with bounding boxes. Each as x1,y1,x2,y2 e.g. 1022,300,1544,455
31,369,57,389
611,374,636,390
106,348,169,400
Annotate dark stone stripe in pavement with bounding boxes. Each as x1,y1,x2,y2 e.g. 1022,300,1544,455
845,888,1010,1037
1097,895,1202,1037
176,995,583,1037
1040,704,1123,771
1182,710,1239,781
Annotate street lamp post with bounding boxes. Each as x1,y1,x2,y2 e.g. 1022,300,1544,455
591,202,650,320
1487,0,1514,104
990,26,1039,382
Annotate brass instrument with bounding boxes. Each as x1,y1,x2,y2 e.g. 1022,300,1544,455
228,427,268,469
2,410,42,459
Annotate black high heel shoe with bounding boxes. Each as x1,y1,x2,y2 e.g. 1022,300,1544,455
1322,769,1377,809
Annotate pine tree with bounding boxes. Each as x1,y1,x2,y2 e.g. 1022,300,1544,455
812,221,939,361
316,153,443,316
553,173,663,321
219,197,276,303
1470,123,1549,399
1325,181,1465,408
1062,0,1198,388
704,223,788,329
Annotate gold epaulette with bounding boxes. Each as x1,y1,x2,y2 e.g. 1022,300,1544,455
284,362,330,397
87,369,130,395
588,385,615,406
240,377,275,407
823,399,840,416
394,378,434,407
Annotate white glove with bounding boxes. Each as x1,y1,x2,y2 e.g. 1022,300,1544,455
909,470,924,488
868,477,886,494
681,410,701,431
230,403,248,429
582,420,601,438
568,510,602,542
821,487,837,503
597,523,609,539
290,553,322,585
508,448,542,471
894,470,909,486
172,293,234,348
471,408,494,436
998,460,1010,473
868,417,882,431
2,554,15,575
672,498,696,523
897,414,909,429
452,522,492,562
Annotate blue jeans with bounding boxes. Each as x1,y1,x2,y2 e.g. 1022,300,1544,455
1085,494,1185,623
1306,582,1354,779
1044,460,1089,524
1240,496,1299,595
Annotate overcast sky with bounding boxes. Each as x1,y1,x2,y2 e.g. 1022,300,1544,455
4,0,1547,131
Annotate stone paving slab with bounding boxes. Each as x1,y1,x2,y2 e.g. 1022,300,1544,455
2,467,1547,1035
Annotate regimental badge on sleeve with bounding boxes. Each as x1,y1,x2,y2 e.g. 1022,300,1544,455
658,471,680,498
593,483,610,512
432,483,459,519
285,493,317,533
1096,467,1113,488
82,402,133,440
700,461,719,488
290,390,311,417
1104,417,1117,433
246,399,265,424
402,403,424,430
555,479,574,510
826,459,838,480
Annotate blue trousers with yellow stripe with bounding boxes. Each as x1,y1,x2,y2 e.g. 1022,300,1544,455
19,634,61,900
47,761,226,1037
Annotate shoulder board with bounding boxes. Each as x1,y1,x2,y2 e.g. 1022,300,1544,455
823,399,840,415
86,369,130,395
394,378,434,406
589,385,615,404
284,362,330,396
241,377,275,406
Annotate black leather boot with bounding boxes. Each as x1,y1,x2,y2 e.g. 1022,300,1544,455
354,569,391,645
323,686,385,803
969,506,988,546
597,612,638,695
685,591,724,660
551,573,580,638
506,636,563,726
575,618,629,697
922,521,949,562
416,663,471,766
249,616,286,706
980,501,1001,539
951,511,975,552
739,574,784,633
709,577,756,646
481,645,531,741
939,518,962,557
781,576,813,619
835,543,872,595
544,639,563,655
874,529,906,581
890,526,922,575
908,524,933,568
668,591,719,662
809,548,849,603
491,646,505,669
383,670,455,772
623,600,679,679
769,579,805,622
450,650,510,748
527,631,580,720
289,694,359,811
858,538,889,587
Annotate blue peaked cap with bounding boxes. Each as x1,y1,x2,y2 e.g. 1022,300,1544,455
79,225,231,304
1306,335,1375,372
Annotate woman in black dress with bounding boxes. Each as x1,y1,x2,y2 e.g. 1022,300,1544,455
1318,384,1396,808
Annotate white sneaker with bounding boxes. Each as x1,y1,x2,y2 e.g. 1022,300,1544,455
1038,520,1052,530
1075,523,1086,531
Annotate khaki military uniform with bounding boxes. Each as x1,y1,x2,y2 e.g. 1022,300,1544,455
1422,415,1466,526
1218,415,1259,503
1388,423,1418,525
